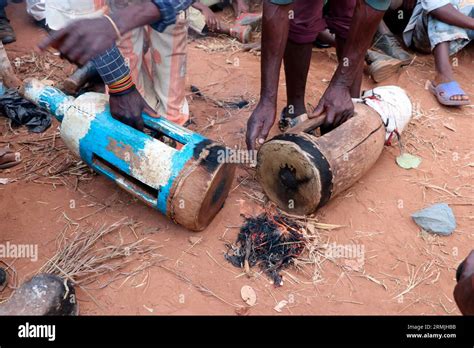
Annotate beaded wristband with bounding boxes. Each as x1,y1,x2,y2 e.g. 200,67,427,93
108,74,135,95
109,84,137,97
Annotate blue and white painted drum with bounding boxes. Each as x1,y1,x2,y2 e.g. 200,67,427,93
23,79,236,231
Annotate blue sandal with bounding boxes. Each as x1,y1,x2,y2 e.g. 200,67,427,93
429,80,470,106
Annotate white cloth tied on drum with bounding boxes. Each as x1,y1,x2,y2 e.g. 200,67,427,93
355,86,413,143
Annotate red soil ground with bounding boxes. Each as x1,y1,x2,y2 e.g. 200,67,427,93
1,2,472,315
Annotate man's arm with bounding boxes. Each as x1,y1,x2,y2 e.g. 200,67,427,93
245,0,291,150
311,0,387,127
38,1,194,130
258,1,291,117
330,0,389,87
430,3,474,30
38,3,162,66
91,44,157,130
39,1,194,66
246,0,387,149
192,1,220,31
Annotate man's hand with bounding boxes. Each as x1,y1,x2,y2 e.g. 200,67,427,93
310,84,354,130
38,1,167,65
306,1,384,131
245,1,290,150
39,17,118,66
109,89,158,131
193,3,220,32
202,7,220,31
246,101,276,150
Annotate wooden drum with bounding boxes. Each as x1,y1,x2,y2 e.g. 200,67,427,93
257,103,386,215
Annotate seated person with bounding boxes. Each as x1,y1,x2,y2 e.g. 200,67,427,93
454,250,474,315
188,0,261,43
365,0,416,82
372,0,415,65
403,0,473,106
0,0,15,44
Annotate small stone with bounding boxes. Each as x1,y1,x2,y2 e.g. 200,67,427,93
0,274,78,315
411,203,456,236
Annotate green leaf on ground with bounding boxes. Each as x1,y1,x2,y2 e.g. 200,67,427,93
396,153,422,170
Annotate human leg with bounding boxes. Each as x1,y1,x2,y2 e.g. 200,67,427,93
149,18,189,125
283,0,325,119
430,41,469,103
424,6,472,105
117,27,157,109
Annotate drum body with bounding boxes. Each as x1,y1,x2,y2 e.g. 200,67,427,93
23,79,236,231
257,103,386,215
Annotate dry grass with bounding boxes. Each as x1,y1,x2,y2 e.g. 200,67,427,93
12,50,72,85
0,129,95,188
407,178,473,205
278,214,334,285
271,209,348,284
195,37,242,54
392,260,439,300
294,233,331,284
402,104,448,159
38,218,165,290
159,264,242,308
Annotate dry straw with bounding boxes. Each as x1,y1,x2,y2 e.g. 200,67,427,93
39,218,165,290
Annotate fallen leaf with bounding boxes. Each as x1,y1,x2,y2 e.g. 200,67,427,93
274,300,288,312
0,178,10,185
240,285,257,306
396,153,422,170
